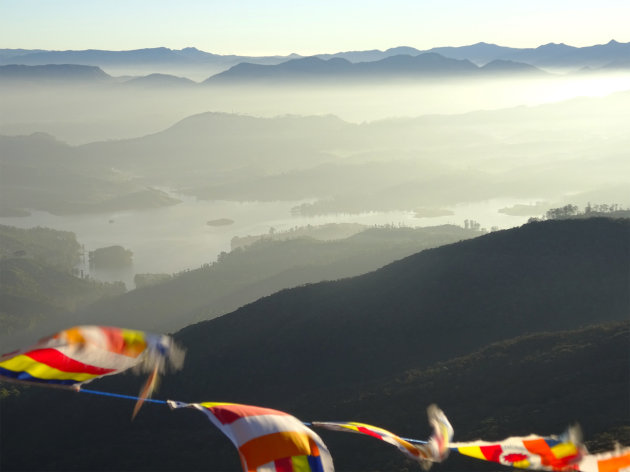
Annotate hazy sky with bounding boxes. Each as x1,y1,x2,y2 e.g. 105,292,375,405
2,0,629,55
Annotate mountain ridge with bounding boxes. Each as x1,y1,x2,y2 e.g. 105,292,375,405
2,40,628,80
203,53,544,83
0,63,112,83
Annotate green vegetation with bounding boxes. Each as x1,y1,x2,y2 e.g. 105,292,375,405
0,225,126,335
528,202,630,222
134,273,172,288
231,222,366,249
0,257,126,335
0,224,81,272
206,218,234,227
88,245,133,270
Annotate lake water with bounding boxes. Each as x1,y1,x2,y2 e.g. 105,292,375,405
0,195,534,288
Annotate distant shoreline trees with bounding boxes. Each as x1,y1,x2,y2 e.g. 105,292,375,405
88,245,133,270
528,203,630,222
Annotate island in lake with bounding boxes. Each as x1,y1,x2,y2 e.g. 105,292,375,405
207,218,234,226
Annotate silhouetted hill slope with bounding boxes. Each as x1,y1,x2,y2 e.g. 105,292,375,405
504,40,630,69
169,218,629,403
121,73,198,88
316,48,396,62
0,47,299,81
335,320,629,439
480,59,542,74
426,42,518,64
0,64,112,83
204,53,544,83
337,40,630,71
301,321,630,471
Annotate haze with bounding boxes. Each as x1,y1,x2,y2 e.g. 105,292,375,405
2,71,630,143
2,64,629,279
2,0,630,290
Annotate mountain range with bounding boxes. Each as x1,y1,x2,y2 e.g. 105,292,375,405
0,46,297,68
1,40,628,84
0,53,546,86
0,47,300,81
204,53,545,84
2,40,628,69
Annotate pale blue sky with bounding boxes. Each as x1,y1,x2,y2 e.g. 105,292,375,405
2,0,629,55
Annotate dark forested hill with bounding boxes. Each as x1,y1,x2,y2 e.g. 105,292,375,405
169,218,629,402
1,218,628,471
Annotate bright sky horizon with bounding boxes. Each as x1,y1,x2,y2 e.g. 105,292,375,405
2,0,630,56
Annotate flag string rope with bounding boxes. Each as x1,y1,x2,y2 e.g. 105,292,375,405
78,387,168,404
77,388,429,443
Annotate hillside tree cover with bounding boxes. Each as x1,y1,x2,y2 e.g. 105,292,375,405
0,218,627,471
0,226,125,335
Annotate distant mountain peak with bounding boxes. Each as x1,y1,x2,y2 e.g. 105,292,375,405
537,42,574,50
385,46,421,55
480,59,543,74
122,72,197,88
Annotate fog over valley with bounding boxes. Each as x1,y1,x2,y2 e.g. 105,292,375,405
1,46,629,288
2,68,630,144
